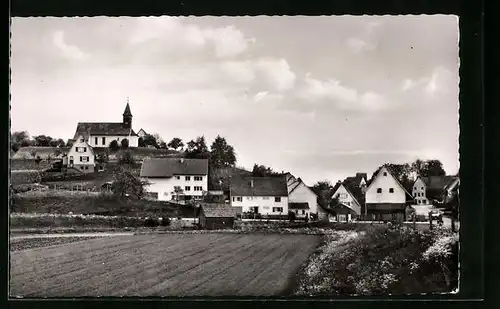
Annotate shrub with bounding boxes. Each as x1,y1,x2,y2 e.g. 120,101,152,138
109,140,119,152
160,217,171,226
121,138,129,149
118,151,135,165
144,217,160,227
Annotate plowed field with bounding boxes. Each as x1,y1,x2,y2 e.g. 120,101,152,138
10,233,319,297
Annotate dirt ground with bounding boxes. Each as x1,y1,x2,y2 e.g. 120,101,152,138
10,233,319,297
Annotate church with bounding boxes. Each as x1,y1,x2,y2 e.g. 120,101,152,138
72,100,139,148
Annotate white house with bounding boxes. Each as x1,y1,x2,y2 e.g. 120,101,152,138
412,177,429,205
73,101,139,148
365,166,413,222
140,158,208,203
285,173,320,218
412,175,460,206
230,176,289,215
66,135,96,173
330,182,362,222
137,128,148,138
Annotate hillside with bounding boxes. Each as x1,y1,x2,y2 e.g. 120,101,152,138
209,166,252,191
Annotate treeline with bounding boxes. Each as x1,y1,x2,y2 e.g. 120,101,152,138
10,131,66,152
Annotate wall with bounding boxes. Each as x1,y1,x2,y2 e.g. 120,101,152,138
88,135,139,148
289,183,319,214
412,178,429,205
332,184,361,215
230,195,289,215
67,139,95,170
365,167,406,204
143,175,208,201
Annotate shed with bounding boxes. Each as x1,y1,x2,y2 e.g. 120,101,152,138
198,203,242,230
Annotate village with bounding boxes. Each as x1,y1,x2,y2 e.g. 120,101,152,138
10,101,460,231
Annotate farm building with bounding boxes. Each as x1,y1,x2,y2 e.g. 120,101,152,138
73,100,139,148
66,135,96,173
329,181,362,221
230,176,288,215
285,173,321,218
198,203,242,230
140,158,209,203
365,166,414,222
412,175,459,206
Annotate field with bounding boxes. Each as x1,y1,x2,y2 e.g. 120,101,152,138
10,234,319,297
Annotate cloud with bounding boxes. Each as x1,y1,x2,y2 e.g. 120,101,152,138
52,30,88,60
254,91,268,102
401,67,456,97
346,37,376,53
254,58,296,92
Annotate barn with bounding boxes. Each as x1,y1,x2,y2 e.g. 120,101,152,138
198,203,242,230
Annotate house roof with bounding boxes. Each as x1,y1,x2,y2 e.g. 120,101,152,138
73,122,138,139
419,175,458,190
138,128,147,134
201,204,242,218
11,146,70,160
332,204,358,215
230,176,288,197
140,158,208,177
289,202,310,210
331,183,362,208
343,172,367,187
367,166,413,201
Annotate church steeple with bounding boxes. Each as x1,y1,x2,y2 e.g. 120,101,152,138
123,97,132,129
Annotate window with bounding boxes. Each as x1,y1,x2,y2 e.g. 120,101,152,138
272,207,283,213
383,172,387,176
302,210,306,215
80,166,84,169
236,197,242,202
423,200,427,204
185,176,191,181
95,137,98,145
414,187,416,191
414,193,417,197
70,156,73,160
85,166,89,170
173,186,181,191
345,201,350,206
275,197,281,202
83,147,87,152
102,137,106,145
185,186,191,191
232,197,235,202
175,176,180,180
194,186,203,191
80,138,84,142
389,188,394,193
80,156,82,162
194,176,203,181
418,200,421,204
377,188,382,193
421,187,424,190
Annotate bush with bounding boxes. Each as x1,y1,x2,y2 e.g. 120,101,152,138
118,151,135,165
121,138,129,149
144,217,160,227
160,217,171,226
109,140,119,152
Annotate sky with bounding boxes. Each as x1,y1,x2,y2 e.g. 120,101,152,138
10,15,460,185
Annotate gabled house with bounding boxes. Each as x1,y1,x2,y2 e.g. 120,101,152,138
198,203,242,230
137,128,148,138
365,166,414,222
285,173,320,218
66,135,96,173
343,173,368,190
140,158,209,203
412,175,459,206
330,181,362,222
230,176,288,215
73,101,139,148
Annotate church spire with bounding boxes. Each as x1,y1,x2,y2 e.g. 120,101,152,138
123,97,132,117
123,98,132,129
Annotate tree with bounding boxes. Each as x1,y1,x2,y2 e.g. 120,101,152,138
53,149,62,158
66,139,74,147
185,136,210,159
111,166,149,199
34,155,42,169
159,141,167,149
121,138,129,149
33,135,53,147
109,140,119,152
138,137,146,147
143,134,159,148
11,131,32,152
411,159,446,177
312,180,335,210
96,152,109,165
152,133,163,147
210,135,237,168
172,186,184,204
167,137,184,151
118,151,135,165
252,164,279,177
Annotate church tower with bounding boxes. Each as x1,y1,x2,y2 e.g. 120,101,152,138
123,98,132,129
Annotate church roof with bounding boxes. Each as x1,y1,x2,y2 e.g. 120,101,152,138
123,103,132,116
73,122,138,139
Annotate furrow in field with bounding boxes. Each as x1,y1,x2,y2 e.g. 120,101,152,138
55,234,237,296
179,235,287,296
119,234,266,296
104,234,256,296
13,234,226,297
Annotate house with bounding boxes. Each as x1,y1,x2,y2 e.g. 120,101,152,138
137,128,148,138
198,203,242,230
343,173,368,189
365,166,414,222
72,101,139,148
140,158,208,203
329,181,362,222
230,176,288,215
285,173,320,218
412,175,459,206
66,135,96,173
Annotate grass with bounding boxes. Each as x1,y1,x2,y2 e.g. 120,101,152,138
10,236,103,252
294,225,459,296
10,233,319,297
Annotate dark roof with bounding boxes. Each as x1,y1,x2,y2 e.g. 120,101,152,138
331,204,358,215
201,204,241,218
73,122,138,139
420,176,458,190
230,176,288,197
289,202,310,210
123,103,132,116
11,146,70,160
140,158,208,177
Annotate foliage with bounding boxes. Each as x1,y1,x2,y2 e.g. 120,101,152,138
117,151,136,165
144,217,160,227
312,180,335,210
96,152,109,164
167,137,184,151
120,138,129,149
203,192,225,203
413,159,446,177
111,166,148,199
159,141,167,149
138,137,146,147
66,139,74,147
143,134,159,148
33,135,53,147
11,131,32,152
49,138,65,147
109,140,120,152
210,135,237,168
10,213,147,229
34,156,42,167
53,149,62,158
152,133,164,147
185,136,211,159
251,164,280,177
172,186,185,203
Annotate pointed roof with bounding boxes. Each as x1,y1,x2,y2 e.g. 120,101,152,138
367,166,413,201
331,183,362,209
123,102,132,117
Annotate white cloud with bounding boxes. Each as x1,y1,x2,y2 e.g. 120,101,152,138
219,60,256,84
254,91,269,102
346,37,376,53
402,79,416,91
254,58,297,92
52,30,88,60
